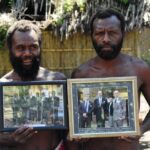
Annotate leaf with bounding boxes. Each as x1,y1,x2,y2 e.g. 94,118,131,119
119,0,129,5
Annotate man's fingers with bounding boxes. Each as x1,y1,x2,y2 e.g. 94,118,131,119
11,127,37,144
13,126,29,135
118,135,140,143
19,130,37,144
118,136,132,143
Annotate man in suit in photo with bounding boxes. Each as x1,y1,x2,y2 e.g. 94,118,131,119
94,90,108,127
107,96,114,127
79,90,94,128
49,91,60,124
113,90,126,128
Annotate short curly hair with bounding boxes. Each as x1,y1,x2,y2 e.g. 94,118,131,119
6,20,42,51
90,8,125,35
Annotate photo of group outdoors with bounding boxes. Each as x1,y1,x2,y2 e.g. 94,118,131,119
78,88,128,129
0,81,67,131
67,77,140,139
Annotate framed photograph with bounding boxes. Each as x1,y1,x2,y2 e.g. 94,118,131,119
0,80,68,131
67,76,140,139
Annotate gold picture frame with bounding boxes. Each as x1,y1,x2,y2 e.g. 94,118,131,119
67,76,140,139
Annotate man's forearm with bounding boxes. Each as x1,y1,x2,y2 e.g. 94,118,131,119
141,120,150,134
141,110,150,134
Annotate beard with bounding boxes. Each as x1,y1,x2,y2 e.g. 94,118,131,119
92,38,123,60
10,53,41,81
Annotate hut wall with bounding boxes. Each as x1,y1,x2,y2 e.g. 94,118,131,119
0,28,150,77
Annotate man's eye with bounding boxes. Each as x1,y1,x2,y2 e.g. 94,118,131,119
16,46,24,52
33,45,38,48
109,31,118,36
109,31,115,35
96,32,104,35
30,45,39,50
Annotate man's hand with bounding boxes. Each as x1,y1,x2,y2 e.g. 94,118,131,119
118,135,141,143
10,126,37,144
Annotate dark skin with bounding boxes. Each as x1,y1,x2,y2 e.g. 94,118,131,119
0,30,66,150
66,16,150,150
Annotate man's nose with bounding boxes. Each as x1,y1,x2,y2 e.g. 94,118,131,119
23,49,32,55
103,32,110,43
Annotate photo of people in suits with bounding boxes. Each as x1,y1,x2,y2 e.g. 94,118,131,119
3,84,65,128
77,87,128,130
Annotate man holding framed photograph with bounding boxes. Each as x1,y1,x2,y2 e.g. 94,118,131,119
0,20,66,150
68,8,150,150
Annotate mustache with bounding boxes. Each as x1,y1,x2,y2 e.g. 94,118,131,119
92,38,123,60
94,43,116,49
9,53,41,80
22,55,33,59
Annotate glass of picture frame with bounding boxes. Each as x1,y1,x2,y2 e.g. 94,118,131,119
0,80,68,131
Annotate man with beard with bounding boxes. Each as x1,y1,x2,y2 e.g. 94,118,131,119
0,20,66,150
67,8,150,150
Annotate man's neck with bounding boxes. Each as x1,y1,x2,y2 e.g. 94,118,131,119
13,70,37,81
95,53,123,64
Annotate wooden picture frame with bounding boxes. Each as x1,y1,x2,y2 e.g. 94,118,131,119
67,76,140,139
0,80,68,131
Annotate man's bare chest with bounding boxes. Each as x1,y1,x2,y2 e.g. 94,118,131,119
82,65,138,78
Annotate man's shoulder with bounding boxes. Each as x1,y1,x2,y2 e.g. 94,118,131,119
71,58,94,78
37,67,66,80
121,53,150,75
0,70,15,82
123,53,149,67
0,68,66,82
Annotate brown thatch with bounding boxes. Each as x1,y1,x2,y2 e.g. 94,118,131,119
11,0,150,41
53,0,150,40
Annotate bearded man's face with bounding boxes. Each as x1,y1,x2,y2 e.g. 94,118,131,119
91,16,124,60
10,30,41,80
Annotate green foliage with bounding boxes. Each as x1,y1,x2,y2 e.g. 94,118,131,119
79,3,86,12
0,0,13,12
0,24,9,48
8,0,13,8
119,0,129,5
63,1,86,13
63,3,74,13
55,18,64,26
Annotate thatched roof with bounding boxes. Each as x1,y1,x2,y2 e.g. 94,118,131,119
41,0,150,40
1,0,150,41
